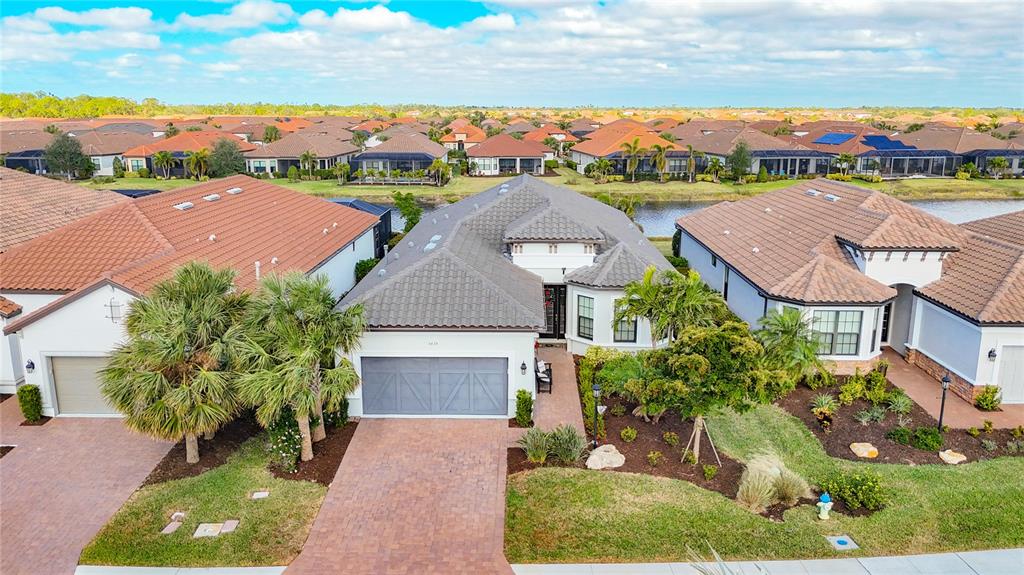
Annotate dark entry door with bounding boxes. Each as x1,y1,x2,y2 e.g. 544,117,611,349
541,285,567,339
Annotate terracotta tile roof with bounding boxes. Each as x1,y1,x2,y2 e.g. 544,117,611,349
467,134,546,158
504,121,537,134
0,167,128,253
219,121,278,136
444,118,472,131
794,125,891,155
356,133,446,158
123,131,256,157
244,131,357,159
352,120,392,133
0,130,54,154
274,117,314,132
74,131,158,155
571,126,670,158
1,175,378,331
962,210,1024,247
664,120,746,141
676,127,808,156
0,295,22,318
522,126,579,143
440,124,487,143
894,126,1020,153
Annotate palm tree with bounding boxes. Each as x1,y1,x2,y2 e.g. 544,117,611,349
238,273,364,461
686,145,705,183
428,158,450,186
614,265,678,349
649,143,674,183
705,157,724,183
660,270,727,337
620,137,647,182
556,119,572,131
333,162,350,185
756,308,821,382
591,158,613,184
153,151,176,179
100,262,247,464
262,125,281,143
299,150,318,177
185,148,210,180
836,153,856,176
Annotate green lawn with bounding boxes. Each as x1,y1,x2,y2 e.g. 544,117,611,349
505,404,1024,563
79,437,326,567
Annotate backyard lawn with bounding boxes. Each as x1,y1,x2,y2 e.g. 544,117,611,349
79,437,326,567
505,404,1024,562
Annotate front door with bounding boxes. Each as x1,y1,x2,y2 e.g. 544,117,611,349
541,285,567,339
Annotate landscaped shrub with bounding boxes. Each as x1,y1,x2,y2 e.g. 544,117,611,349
702,464,718,481
775,469,812,506
955,170,971,180
544,159,559,170
820,470,888,511
864,370,891,406
838,370,867,405
124,171,141,179
354,258,380,283
387,233,405,250
671,229,682,255
887,393,912,415
805,368,835,390
737,470,776,513
515,389,533,427
983,420,994,434
323,398,349,428
620,426,638,443
1006,440,1024,453
1013,425,1024,439
911,426,943,451
967,427,981,438
16,385,43,423
974,386,1002,411
287,165,299,181
981,439,997,452
549,424,588,464
825,173,852,181
138,167,151,178
609,403,626,417
662,431,680,447
647,450,663,467
756,166,769,183
666,255,689,272
517,427,551,464
887,426,912,445
267,409,303,473
854,410,873,426
578,347,616,439
867,405,887,423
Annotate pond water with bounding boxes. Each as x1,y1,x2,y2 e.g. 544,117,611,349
388,198,1024,238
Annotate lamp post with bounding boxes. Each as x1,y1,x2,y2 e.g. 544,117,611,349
938,372,951,431
591,382,601,448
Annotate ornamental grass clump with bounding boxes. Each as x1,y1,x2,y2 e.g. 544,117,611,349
518,427,551,465
736,452,811,513
549,425,588,465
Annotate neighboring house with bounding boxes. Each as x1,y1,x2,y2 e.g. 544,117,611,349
122,131,256,177
1,130,54,174
365,124,422,148
94,121,165,136
991,122,1024,143
326,198,393,258
74,131,159,176
467,134,546,176
522,126,579,154
350,133,447,174
571,125,683,176
679,127,832,177
0,175,378,416
337,175,672,418
645,117,682,131
219,121,279,144
504,121,537,135
243,131,358,175
352,119,392,133
0,167,129,391
440,124,487,151
663,119,746,140
567,117,602,138
676,179,1024,404
894,125,1024,176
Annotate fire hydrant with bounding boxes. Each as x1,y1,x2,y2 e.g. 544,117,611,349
816,493,833,520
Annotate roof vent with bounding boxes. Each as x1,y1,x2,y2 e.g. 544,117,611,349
444,213,449,219
430,234,442,242
408,240,415,247
270,257,279,264
377,268,387,277
173,201,194,211
723,230,731,235
203,194,221,202
333,222,338,228
824,194,840,202
764,207,772,213
473,203,479,210
498,187,508,194
226,187,243,195
323,228,329,235
208,234,216,241
805,189,821,197
423,242,437,252
752,247,760,253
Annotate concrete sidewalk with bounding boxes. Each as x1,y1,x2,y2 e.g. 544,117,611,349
512,548,1023,574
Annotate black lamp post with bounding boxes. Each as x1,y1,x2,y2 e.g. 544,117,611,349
591,382,601,448
938,372,951,431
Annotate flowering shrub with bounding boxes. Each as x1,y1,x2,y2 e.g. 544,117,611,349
268,410,303,473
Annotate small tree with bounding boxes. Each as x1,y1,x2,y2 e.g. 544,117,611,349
299,150,318,177
726,141,751,181
209,138,245,178
112,156,125,178
333,162,350,185
351,131,368,149
153,151,176,179
393,190,422,232
756,308,821,383
757,165,769,182
835,153,856,176
43,132,89,180
428,158,450,186
705,157,724,183
185,148,210,180
614,265,678,349
287,165,299,181
686,145,705,183
590,158,613,183
262,125,281,143
44,124,60,134
543,136,560,155
988,156,1009,179
164,122,179,138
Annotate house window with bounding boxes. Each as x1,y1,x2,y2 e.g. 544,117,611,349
723,268,730,300
871,307,880,352
577,295,594,340
711,255,718,267
812,310,862,356
251,160,267,173
548,243,558,254
512,243,523,254
105,298,123,323
584,244,595,254
130,159,144,171
613,300,636,342
91,157,101,170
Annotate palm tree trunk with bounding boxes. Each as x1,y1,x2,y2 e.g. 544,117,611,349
297,415,314,462
311,366,326,443
692,415,704,464
185,433,199,464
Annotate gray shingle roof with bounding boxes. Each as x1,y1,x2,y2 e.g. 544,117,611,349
340,175,671,329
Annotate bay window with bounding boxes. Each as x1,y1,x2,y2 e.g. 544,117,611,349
812,310,862,356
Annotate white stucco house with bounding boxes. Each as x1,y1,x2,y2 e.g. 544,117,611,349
0,175,378,416
676,179,1024,404
337,175,672,418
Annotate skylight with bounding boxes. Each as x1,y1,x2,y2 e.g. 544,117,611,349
173,201,194,210
203,194,221,201
226,187,243,195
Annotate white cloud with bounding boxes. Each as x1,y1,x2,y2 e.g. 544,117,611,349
299,5,417,33
157,54,188,65
33,6,154,29
174,0,295,32
203,62,242,73
463,13,516,33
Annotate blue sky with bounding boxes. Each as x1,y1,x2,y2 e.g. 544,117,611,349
2,0,1022,107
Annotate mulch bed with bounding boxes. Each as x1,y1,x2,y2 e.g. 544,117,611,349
0,446,13,458
508,418,530,428
0,393,12,403
142,416,262,486
779,384,1023,465
19,416,51,426
270,420,358,486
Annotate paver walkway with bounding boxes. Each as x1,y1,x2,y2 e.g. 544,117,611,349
286,418,513,575
884,349,1024,428
0,396,170,575
512,548,1024,574
508,347,586,447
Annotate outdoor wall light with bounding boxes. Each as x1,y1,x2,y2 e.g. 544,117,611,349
988,348,997,361
520,361,528,375
24,360,34,373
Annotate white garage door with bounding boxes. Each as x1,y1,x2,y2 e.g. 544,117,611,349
998,346,1024,404
51,356,118,415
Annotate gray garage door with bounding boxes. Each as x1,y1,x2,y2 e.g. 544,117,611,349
51,356,118,415
361,357,508,416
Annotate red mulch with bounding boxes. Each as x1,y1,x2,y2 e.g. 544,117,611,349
19,416,51,426
508,418,531,428
270,420,358,486
0,446,13,458
778,385,1023,465
142,416,262,486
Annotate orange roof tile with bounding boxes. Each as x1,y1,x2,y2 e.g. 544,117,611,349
522,126,579,143
123,131,256,157
352,120,392,132
571,126,671,158
440,124,487,143
0,295,21,318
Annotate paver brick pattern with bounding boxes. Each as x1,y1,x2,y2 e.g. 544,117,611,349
508,347,585,447
286,418,514,575
0,397,170,575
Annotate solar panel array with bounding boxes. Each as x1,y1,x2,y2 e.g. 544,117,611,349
813,132,856,145
862,135,916,150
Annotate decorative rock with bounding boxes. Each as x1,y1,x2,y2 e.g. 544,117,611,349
170,511,185,522
251,490,270,499
193,523,223,538
585,444,625,470
850,442,878,458
221,519,239,533
939,449,967,465
160,521,182,535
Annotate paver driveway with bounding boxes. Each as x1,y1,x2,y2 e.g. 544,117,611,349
287,418,513,575
0,396,170,575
